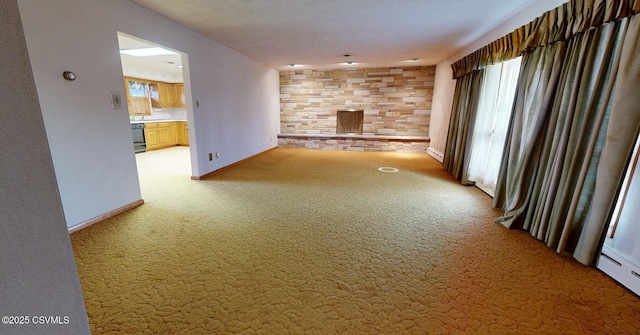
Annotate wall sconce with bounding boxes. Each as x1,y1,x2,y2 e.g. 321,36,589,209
62,71,76,81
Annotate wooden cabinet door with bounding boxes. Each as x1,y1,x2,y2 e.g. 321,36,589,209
174,84,186,107
158,83,174,107
182,122,189,145
144,122,187,151
143,81,185,108
172,122,183,144
128,96,152,116
157,122,173,145
125,78,152,115
149,83,161,108
144,128,159,150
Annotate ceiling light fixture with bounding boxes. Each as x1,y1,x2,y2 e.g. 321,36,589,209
120,47,178,57
346,61,354,65
289,63,296,67
409,58,419,62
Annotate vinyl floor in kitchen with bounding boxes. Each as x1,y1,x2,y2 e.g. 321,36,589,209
135,146,191,175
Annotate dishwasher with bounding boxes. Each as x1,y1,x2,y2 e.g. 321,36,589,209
131,123,146,153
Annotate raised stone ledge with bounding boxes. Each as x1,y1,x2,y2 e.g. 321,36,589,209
277,133,430,142
277,134,430,153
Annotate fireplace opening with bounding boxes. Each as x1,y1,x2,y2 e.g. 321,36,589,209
336,109,364,135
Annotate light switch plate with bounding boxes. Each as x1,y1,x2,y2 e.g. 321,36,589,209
110,92,122,110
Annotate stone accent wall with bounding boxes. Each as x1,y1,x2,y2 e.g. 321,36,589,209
280,66,435,137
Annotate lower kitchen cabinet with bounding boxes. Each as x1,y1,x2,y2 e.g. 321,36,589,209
145,127,159,148
180,122,189,146
174,122,189,146
144,121,189,151
171,122,181,144
157,123,174,146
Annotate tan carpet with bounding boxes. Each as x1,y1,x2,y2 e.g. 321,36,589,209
71,148,640,334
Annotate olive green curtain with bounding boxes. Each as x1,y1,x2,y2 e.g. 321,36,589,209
452,0,640,79
443,70,485,182
573,14,640,264
492,41,566,226
444,0,640,265
493,18,635,265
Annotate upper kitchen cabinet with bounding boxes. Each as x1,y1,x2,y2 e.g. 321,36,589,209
149,82,185,108
125,78,152,116
175,83,185,107
149,82,161,108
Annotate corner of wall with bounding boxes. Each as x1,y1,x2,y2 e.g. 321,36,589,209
428,63,456,156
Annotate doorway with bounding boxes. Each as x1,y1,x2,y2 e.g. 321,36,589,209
117,32,194,179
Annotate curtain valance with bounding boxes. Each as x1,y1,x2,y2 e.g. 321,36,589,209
451,0,640,79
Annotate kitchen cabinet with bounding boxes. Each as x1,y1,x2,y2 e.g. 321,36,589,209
143,121,189,151
157,122,174,146
173,122,183,144
143,122,162,151
175,84,185,107
144,125,160,149
167,83,185,107
125,78,152,116
148,82,185,108
179,122,189,146
159,83,175,107
149,83,161,108
173,122,189,146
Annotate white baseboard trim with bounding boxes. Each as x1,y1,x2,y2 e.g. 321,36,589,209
192,147,278,180
427,147,444,163
597,246,640,296
67,199,144,234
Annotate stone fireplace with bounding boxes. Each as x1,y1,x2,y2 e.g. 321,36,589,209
278,66,434,152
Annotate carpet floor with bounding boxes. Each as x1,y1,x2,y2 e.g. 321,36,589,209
71,148,640,334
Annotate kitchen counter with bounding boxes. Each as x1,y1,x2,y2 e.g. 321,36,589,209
130,119,187,124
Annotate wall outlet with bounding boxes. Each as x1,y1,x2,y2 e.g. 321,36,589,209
208,153,213,161
216,152,220,158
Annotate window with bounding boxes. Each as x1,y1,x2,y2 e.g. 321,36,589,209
466,57,522,196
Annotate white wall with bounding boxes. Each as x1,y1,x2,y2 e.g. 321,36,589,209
428,0,569,161
0,0,90,333
17,0,281,229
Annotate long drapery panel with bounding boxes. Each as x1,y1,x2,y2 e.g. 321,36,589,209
494,19,629,264
492,42,566,226
443,70,484,182
574,14,640,264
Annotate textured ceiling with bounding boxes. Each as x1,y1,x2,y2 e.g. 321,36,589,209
128,0,541,70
